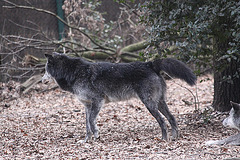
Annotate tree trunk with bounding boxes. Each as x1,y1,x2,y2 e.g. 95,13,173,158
212,38,240,112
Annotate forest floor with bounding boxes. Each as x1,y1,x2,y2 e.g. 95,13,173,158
0,74,239,159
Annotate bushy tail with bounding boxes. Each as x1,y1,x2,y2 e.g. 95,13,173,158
152,58,197,86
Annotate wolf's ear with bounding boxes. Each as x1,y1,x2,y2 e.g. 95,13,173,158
44,54,52,58
45,54,53,60
230,101,240,111
52,52,60,56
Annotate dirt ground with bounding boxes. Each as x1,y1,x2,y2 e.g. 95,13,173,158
0,75,239,159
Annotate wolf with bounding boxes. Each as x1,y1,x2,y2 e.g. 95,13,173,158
42,52,196,142
206,101,240,145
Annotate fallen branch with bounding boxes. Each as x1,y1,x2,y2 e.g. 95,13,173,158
20,74,42,94
120,40,149,53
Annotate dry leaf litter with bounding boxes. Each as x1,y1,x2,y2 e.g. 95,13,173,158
0,75,239,159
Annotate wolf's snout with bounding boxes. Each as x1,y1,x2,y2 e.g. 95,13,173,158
222,116,237,129
42,72,52,84
222,118,228,127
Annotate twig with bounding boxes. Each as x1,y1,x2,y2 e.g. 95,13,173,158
164,72,199,111
40,86,59,94
195,84,200,110
119,1,141,17
2,0,116,53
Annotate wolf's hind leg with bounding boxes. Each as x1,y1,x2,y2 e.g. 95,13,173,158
158,100,178,140
139,97,168,140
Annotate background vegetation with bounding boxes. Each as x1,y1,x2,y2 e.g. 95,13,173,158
0,0,239,111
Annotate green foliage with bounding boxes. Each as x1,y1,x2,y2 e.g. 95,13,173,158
140,0,240,75
200,107,214,124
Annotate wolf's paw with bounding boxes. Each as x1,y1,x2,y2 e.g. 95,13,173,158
171,129,178,141
77,140,87,144
205,140,218,145
94,132,100,140
94,135,100,141
77,133,92,143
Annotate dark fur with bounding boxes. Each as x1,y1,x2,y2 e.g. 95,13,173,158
44,52,197,142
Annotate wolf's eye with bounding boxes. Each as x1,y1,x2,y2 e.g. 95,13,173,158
55,55,64,61
47,60,55,67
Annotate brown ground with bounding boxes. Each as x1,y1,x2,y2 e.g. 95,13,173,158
0,75,239,159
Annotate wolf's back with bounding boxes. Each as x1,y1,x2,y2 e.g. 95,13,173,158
152,58,197,86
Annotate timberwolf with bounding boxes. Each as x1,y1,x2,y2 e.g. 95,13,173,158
42,52,197,142
206,101,240,146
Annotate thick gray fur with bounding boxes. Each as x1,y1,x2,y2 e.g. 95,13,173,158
206,101,240,146
43,52,197,142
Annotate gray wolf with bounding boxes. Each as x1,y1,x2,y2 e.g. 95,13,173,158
206,101,240,145
42,52,196,142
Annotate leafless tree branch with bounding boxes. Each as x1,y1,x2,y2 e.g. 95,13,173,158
2,0,116,52
0,0,150,82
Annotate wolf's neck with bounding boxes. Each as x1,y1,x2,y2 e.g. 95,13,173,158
53,59,91,92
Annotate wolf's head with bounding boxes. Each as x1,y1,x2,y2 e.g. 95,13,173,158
42,52,67,83
222,101,240,131
42,53,82,92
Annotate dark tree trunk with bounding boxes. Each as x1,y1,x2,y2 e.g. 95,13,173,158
213,61,240,112
212,38,240,112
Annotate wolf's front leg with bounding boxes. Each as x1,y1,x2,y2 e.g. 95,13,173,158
205,133,240,146
205,140,224,145
81,106,93,143
89,99,104,140
81,98,103,143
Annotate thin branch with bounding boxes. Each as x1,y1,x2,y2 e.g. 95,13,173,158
8,19,40,32
0,64,45,71
2,0,116,53
164,71,199,111
118,1,141,18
